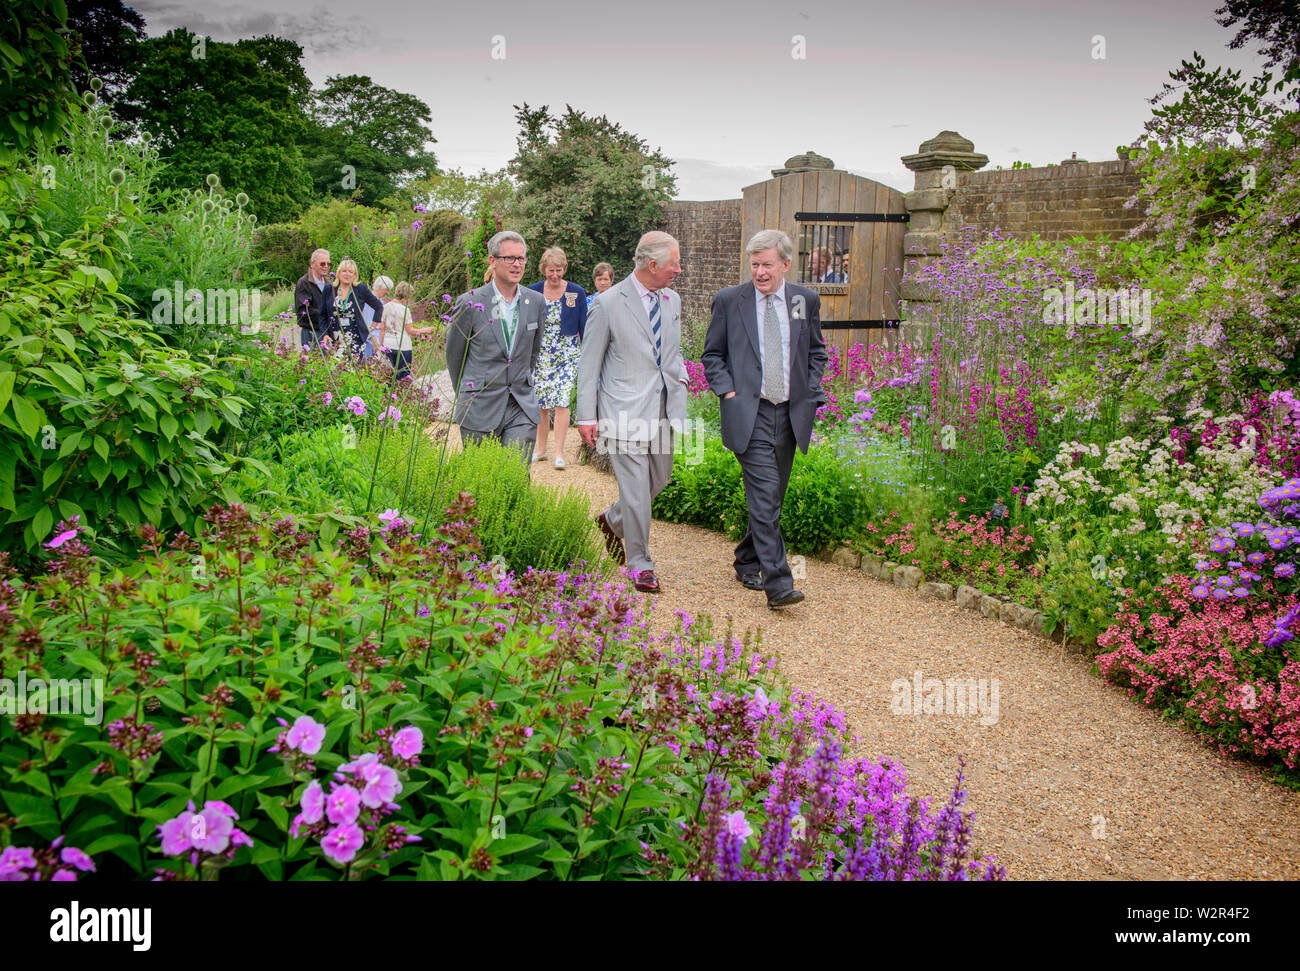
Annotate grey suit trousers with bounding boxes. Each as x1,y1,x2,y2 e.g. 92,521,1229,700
460,396,536,466
734,399,796,598
602,389,673,574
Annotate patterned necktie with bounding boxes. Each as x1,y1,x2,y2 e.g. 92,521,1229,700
647,290,662,367
763,294,784,402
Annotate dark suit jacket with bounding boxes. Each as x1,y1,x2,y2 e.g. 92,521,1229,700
445,281,545,431
294,273,336,336
334,283,386,345
701,281,828,454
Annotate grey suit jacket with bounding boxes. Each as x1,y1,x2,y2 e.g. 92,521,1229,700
575,274,688,442
701,281,828,454
445,282,544,432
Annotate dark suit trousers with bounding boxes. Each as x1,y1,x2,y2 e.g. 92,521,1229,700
734,399,796,597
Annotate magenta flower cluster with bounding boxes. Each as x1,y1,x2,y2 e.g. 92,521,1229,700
0,838,95,881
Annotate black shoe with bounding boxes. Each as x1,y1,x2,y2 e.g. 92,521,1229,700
735,571,764,591
767,589,805,610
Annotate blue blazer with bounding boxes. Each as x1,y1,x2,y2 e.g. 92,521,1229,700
528,280,588,341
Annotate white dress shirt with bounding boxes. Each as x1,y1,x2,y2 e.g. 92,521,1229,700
754,284,792,404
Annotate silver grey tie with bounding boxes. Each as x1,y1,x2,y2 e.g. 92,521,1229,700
763,294,784,402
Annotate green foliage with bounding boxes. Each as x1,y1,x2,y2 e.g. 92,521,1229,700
236,425,395,520
0,505,829,880
120,29,313,223
399,166,515,220
34,96,262,349
65,0,147,105
410,209,470,300
0,163,245,561
303,74,438,207
653,438,866,555
256,198,407,289
0,0,80,155
510,104,674,284
363,435,608,575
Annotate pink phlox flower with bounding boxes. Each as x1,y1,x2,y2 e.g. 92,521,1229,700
322,824,365,864
392,726,423,759
722,810,752,840
285,715,327,756
326,784,362,825
359,761,401,808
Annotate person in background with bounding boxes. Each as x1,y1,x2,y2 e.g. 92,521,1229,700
294,248,337,351
374,281,435,381
589,262,614,307
839,251,850,283
364,274,393,355
529,247,588,469
333,258,385,359
444,231,545,465
371,275,393,303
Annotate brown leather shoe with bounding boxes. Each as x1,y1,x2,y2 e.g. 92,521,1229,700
595,513,625,564
633,570,661,594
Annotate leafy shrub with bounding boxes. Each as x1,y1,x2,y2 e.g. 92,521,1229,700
653,438,866,555
0,163,245,562
35,98,261,347
0,505,1003,880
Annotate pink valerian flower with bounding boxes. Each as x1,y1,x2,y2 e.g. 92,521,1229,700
378,405,401,423
344,395,366,416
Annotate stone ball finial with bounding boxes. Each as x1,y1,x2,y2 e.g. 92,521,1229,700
771,150,835,177
917,131,976,154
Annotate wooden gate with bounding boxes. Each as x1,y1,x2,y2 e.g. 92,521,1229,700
740,170,907,358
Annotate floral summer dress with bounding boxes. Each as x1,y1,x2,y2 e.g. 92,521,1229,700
534,296,580,408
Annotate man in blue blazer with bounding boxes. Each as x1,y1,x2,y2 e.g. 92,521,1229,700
445,231,545,465
702,229,828,609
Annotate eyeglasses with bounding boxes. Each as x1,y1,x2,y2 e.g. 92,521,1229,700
316,261,331,268
494,256,527,265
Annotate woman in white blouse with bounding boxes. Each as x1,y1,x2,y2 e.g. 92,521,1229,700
374,281,435,380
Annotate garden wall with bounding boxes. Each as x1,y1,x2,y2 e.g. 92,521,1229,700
659,198,743,324
942,159,1146,241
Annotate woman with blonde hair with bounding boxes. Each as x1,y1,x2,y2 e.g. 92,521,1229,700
332,258,386,359
527,247,587,469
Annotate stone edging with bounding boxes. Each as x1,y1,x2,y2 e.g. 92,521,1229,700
822,547,1053,639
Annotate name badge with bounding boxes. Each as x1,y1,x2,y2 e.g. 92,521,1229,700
565,292,577,308
527,320,538,331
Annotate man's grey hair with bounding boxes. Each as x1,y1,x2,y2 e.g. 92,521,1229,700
372,275,394,291
487,231,526,259
746,230,794,263
633,231,678,269
310,248,330,264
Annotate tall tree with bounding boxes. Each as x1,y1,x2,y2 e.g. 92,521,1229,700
304,74,438,207
508,103,675,284
0,0,80,155
120,29,314,223
65,0,147,104
1216,0,1300,80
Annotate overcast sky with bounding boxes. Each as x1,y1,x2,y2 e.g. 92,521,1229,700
132,0,1267,199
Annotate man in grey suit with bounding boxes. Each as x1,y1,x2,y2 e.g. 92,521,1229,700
702,229,828,609
445,230,545,464
576,231,688,594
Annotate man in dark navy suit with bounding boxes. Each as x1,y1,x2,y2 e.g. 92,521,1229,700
702,229,828,609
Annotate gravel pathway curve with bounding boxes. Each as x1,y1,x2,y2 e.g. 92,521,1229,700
520,430,1300,880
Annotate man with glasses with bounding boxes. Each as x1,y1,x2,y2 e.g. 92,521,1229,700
445,231,545,465
295,248,338,351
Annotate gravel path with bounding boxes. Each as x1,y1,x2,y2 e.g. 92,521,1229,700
521,430,1300,880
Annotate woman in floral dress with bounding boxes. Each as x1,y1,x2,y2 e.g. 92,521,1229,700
528,248,587,469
